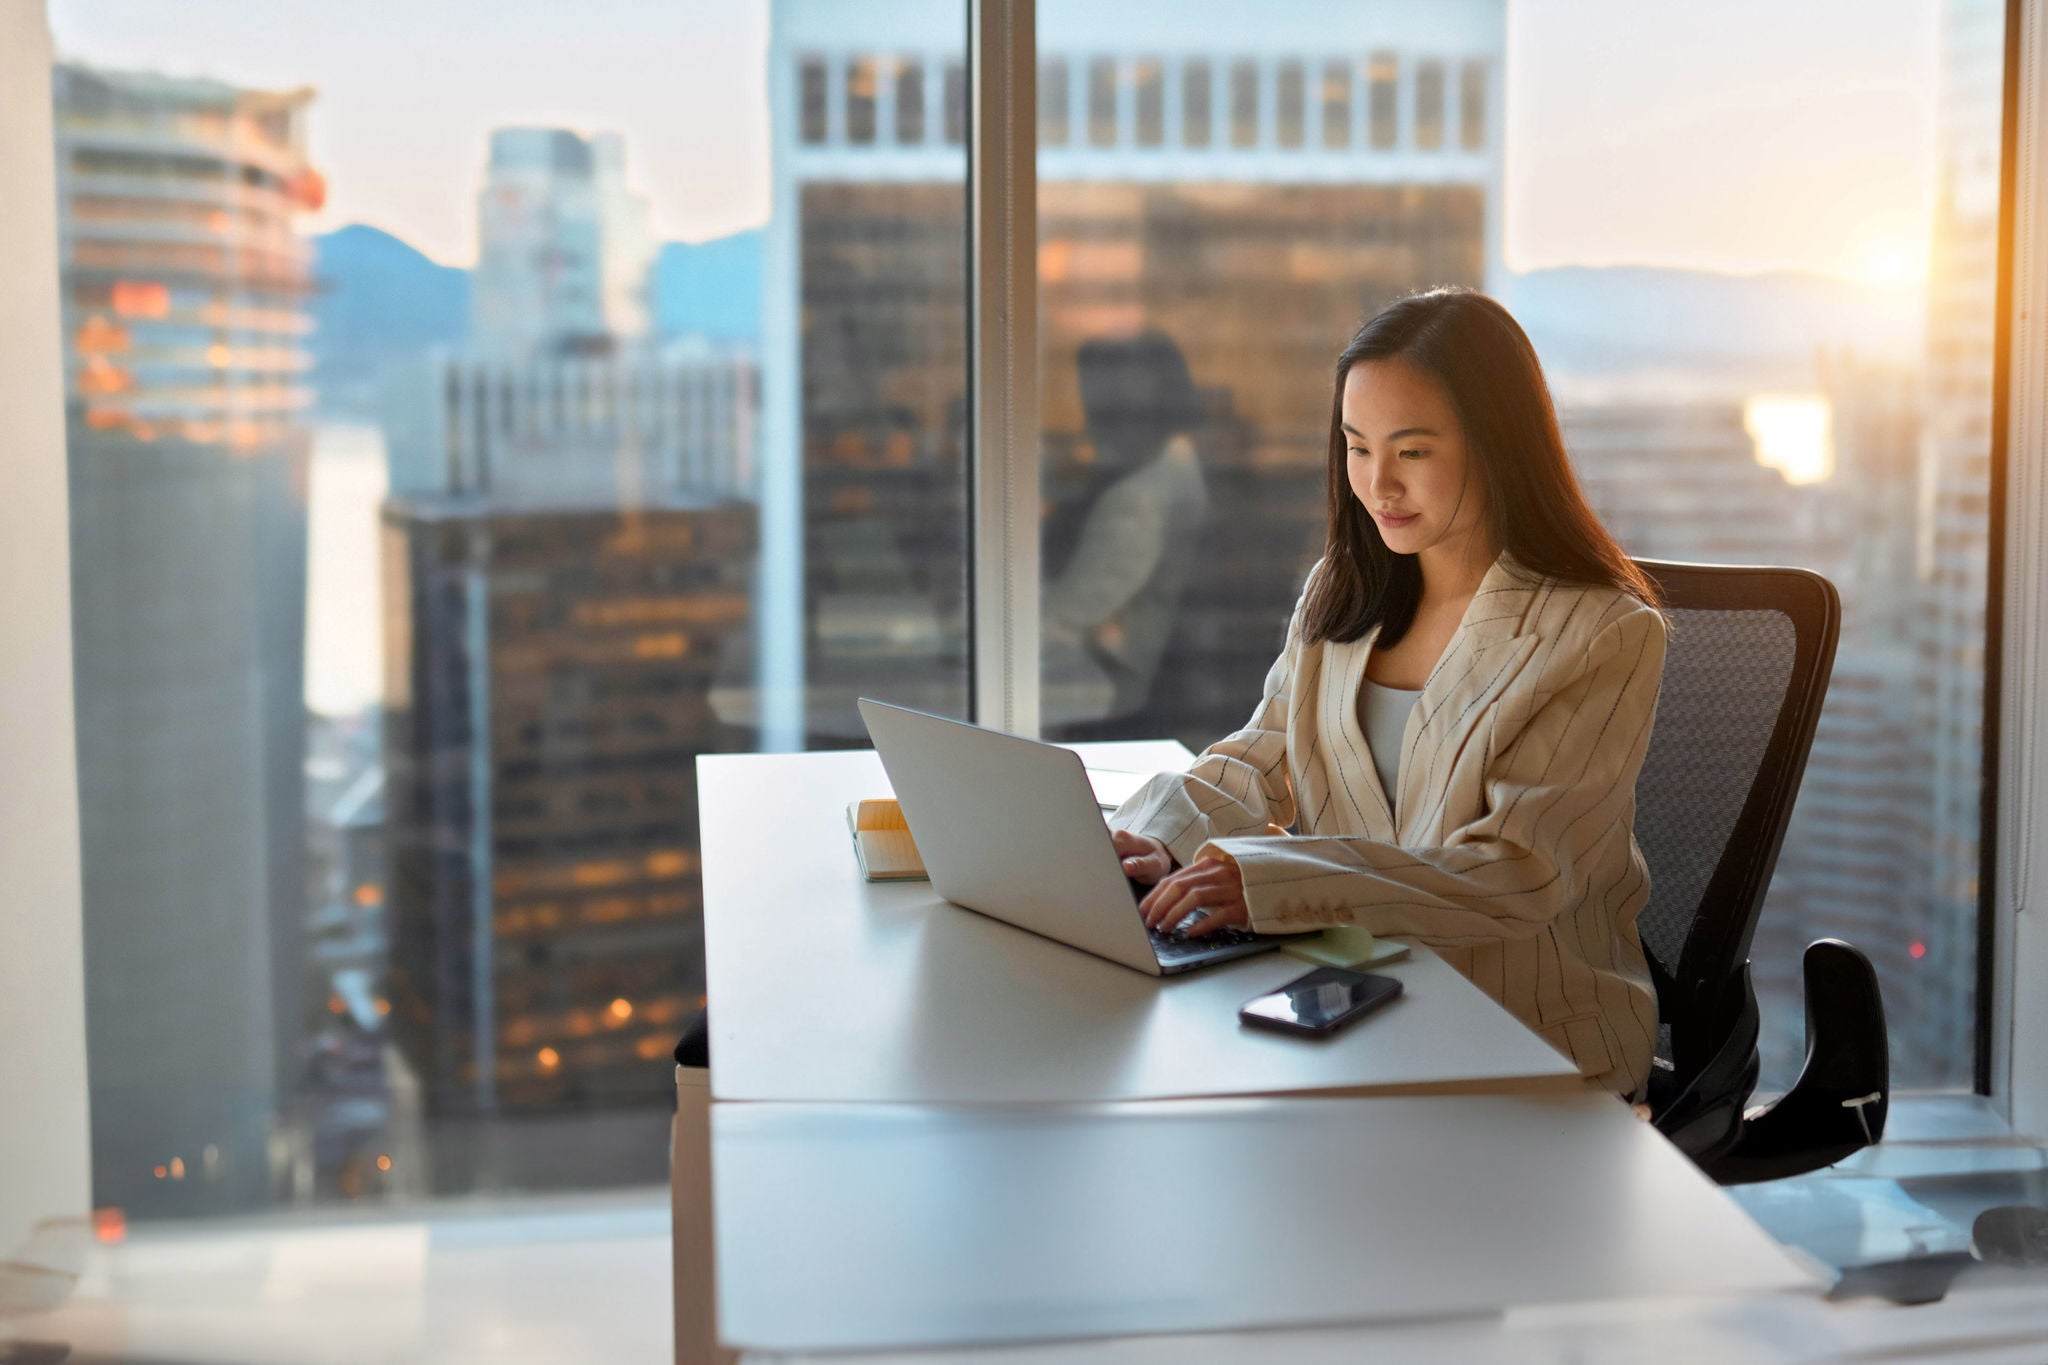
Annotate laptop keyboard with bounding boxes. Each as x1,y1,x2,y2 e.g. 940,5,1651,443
1124,877,1259,957
1148,918,1260,956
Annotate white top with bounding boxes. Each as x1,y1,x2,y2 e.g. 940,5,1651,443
696,747,1582,1105
1358,678,1422,807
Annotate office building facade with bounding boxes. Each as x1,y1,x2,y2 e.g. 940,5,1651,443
53,63,322,1216
764,0,1507,748
380,493,756,1117
381,139,762,1116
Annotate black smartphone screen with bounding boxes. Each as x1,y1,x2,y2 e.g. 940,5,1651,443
1239,967,1403,1036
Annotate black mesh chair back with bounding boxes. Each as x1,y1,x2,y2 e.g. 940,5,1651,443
1630,561,1841,1166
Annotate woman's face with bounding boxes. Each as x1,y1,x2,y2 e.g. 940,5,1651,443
1342,358,1490,562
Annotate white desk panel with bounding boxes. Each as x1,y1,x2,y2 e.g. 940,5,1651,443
714,1092,1818,1355
698,749,1579,1105
737,1280,2048,1365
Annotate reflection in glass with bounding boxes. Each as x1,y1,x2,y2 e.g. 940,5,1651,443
1041,335,1208,729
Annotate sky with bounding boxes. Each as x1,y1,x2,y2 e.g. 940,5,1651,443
48,0,1939,282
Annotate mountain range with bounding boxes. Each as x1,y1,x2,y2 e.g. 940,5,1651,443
307,223,1921,419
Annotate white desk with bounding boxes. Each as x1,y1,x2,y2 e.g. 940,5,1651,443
696,747,1579,1105
711,1091,1817,1356
680,745,1801,1364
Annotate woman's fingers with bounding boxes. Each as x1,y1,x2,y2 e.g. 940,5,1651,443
1179,861,1249,934
1110,829,1172,884
1139,860,1246,932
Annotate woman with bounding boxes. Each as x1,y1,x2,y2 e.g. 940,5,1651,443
1108,288,1667,1100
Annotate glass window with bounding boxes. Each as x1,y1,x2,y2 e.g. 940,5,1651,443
1134,59,1164,148
1088,57,1118,147
846,56,878,145
896,57,926,144
1275,60,1306,149
1460,59,1486,151
49,2,970,1221
800,57,828,144
1414,59,1444,150
1322,59,1353,150
1367,51,1398,149
1229,58,1259,149
1034,4,2004,1100
1183,58,1213,149
1040,57,1070,147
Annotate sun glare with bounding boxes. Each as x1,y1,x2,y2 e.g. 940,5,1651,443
1744,395,1834,486
1847,232,1930,288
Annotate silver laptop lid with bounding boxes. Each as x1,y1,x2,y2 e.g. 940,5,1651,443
857,699,1162,975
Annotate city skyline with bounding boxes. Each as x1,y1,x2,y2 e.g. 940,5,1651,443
50,0,1939,283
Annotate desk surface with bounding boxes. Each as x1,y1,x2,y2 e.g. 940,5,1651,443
713,1090,1818,1355
698,746,1580,1105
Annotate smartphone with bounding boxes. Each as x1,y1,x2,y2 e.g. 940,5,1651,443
1238,967,1403,1038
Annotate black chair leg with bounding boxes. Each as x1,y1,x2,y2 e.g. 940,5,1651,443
674,1007,710,1069
1705,939,1888,1185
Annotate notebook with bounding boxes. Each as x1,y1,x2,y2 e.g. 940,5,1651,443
1281,927,1411,970
847,799,925,881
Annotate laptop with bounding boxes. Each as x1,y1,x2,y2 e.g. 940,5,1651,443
857,698,1279,976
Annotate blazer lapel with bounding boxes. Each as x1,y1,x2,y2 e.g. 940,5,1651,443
1395,555,1545,838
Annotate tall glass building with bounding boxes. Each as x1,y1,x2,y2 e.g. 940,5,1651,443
54,63,323,1216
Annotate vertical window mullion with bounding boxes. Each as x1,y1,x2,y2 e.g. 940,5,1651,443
1991,0,2048,1129
969,0,1040,735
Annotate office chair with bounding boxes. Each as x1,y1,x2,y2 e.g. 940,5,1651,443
1631,559,1890,1185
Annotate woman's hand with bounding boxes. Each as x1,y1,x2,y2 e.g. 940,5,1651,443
1110,829,1174,884
1138,854,1251,936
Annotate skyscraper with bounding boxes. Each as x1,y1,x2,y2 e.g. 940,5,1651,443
471,128,658,359
53,63,323,1216
381,132,761,1121
765,0,1507,748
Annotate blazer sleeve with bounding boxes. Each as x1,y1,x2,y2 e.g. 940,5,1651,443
1207,602,1667,941
1104,571,1310,867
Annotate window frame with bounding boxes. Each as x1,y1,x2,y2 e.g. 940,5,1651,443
1988,0,2046,1125
965,0,2042,1114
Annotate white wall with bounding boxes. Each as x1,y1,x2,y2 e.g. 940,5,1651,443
0,0,93,1250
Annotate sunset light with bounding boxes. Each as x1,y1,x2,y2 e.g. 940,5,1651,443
1744,394,1835,486
1846,230,1931,288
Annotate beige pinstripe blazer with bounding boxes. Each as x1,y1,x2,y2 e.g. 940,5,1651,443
1111,553,1668,1098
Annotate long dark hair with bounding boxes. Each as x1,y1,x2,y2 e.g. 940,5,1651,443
1301,287,1658,646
